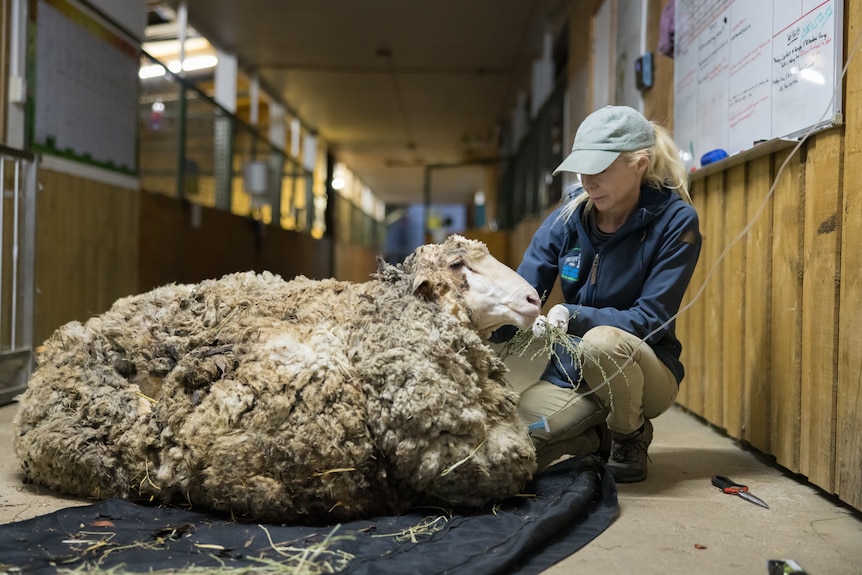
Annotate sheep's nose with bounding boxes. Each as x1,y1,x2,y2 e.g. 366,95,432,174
521,288,541,318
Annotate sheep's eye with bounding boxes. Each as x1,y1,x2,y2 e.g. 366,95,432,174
449,259,464,270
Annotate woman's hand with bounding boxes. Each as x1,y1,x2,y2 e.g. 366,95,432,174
531,304,570,337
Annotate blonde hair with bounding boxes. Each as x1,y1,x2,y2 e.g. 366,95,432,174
559,120,691,222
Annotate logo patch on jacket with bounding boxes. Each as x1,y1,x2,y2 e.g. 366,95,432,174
561,248,581,282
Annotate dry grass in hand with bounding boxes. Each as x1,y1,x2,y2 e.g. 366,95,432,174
500,324,587,388
500,323,630,408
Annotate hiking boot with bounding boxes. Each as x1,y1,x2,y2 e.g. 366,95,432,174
607,419,653,483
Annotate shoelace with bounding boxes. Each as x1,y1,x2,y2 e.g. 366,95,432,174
611,436,651,464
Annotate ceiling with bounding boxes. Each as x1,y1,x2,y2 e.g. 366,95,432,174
155,0,569,206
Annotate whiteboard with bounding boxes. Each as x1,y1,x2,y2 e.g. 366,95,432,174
674,0,842,170
29,0,139,174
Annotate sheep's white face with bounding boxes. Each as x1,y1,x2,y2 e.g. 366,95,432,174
453,249,541,338
411,236,541,339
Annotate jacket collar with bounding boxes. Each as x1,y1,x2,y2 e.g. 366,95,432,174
638,184,678,214
570,183,678,235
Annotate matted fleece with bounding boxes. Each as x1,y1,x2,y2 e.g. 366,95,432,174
0,455,617,575
14,247,540,524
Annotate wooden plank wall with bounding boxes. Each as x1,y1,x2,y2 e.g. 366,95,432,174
800,133,842,491
674,0,862,512
332,239,379,284
34,170,139,345
677,121,856,504
138,191,332,291
743,156,773,452
837,0,862,511
33,174,334,347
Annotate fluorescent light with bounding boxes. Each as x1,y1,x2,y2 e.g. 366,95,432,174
166,54,218,73
139,64,166,79
140,54,218,79
180,54,218,71
332,163,347,190
143,36,211,58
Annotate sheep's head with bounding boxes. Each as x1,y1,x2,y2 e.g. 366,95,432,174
396,235,541,339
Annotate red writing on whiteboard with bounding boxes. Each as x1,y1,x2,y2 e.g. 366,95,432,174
699,60,729,84
676,68,697,93
729,95,769,128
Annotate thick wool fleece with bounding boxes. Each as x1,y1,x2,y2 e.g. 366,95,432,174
14,256,535,523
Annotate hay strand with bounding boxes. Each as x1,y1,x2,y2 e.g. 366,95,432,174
440,441,485,477
52,523,356,575
312,467,356,477
370,515,449,543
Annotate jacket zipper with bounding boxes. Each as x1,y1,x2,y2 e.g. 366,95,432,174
590,254,599,286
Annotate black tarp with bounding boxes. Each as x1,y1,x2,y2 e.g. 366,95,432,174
0,455,617,574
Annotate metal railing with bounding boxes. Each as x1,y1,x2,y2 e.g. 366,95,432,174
0,144,37,405
138,52,316,232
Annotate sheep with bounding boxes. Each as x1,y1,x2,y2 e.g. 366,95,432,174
13,235,542,524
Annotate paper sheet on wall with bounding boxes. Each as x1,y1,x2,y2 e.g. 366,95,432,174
31,0,139,174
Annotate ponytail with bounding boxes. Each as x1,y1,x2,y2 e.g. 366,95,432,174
631,122,692,204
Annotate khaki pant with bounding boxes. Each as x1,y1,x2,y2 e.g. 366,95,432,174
519,326,679,467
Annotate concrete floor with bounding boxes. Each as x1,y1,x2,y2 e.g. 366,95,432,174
502,349,862,575
1,349,861,574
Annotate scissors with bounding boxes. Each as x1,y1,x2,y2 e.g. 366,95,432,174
711,475,769,509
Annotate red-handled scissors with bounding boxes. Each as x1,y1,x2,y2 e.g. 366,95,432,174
711,475,769,509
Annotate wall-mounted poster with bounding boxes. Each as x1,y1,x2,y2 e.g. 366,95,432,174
29,0,139,174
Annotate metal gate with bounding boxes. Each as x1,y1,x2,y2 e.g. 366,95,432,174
0,144,36,405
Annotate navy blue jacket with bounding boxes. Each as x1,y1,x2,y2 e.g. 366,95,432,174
517,184,701,388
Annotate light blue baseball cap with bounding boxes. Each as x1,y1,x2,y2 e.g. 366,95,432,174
553,105,655,175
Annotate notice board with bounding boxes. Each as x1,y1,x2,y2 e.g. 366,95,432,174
28,0,139,174
673,0,842,170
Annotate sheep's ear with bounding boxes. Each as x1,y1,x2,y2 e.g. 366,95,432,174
412,273,435,300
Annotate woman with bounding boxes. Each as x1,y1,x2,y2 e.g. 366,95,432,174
517,105,701,483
